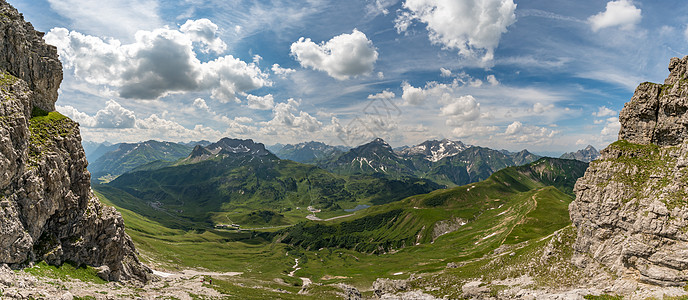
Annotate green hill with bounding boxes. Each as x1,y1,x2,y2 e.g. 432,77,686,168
97,138,441,230
93,156,590,298
275,157,588,253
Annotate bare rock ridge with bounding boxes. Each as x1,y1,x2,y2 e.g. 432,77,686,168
570,55,688,286
0,1,60,112
618,56,688,146
0,0,149,282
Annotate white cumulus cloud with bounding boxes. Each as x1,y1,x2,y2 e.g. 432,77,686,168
290,29,379,80
193,98,210,111
58,100,136,128
179,18,227,54
589,0,642,32
593,106,617,117
247,94,275,110
401,81,426,105
261,99,323,134
271,64,296,78
368,90,396,100
45,20,270,102
601,117,621,136
487,74,499,85
395,0,517,64
440,68,452,77
57,100,224,142
440,95,480,124
503,121,558,144
532,102,554,114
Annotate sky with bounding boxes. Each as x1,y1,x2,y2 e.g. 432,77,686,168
11,0,688,154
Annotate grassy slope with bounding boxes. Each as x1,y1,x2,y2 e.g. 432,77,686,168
97,156,440,230
95,191,347,299
272,160,579,286
275,158,584,254
95,157,587,298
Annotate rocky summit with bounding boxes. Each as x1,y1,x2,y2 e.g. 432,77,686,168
570,55,688,286
0,0,149,282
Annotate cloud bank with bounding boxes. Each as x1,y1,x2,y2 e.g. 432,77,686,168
45,19,270,102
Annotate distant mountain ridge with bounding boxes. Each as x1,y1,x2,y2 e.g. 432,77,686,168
88,136,543,189
185,137,274,163
271,141,347,163
83,141,118,162
89,140,195,179
560,145,600,162
317,138,541,187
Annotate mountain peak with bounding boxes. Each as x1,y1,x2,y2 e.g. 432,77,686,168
187,137,271,162
560,145,600,162
619,56,688,146
398,139,467,162
372,137,389,145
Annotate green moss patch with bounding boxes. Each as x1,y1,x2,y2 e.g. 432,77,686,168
23,261,106,284
28,110,73,166
605,140,678,203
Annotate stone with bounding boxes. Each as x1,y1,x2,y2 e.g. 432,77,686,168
336,283,362,300
373,278,408,298
96,265,111,281
618,56,688,146
0,0,149,282
571,55,688,286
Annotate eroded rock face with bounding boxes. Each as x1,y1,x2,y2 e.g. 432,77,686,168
618,56,688,146
571,56,688,286
0,0,148,282
0,1,61,112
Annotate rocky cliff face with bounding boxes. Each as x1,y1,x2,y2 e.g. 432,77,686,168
570,56,688,286
0,0,149,282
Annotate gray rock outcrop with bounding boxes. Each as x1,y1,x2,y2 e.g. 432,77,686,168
618,56,688,146
0,1,61,112
0,0,149,282
570,56,688,286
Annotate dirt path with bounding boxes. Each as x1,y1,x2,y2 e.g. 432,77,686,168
152,269,243,278
306,213,354,221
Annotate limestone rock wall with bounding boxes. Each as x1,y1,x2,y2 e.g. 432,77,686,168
0,0,148,282
0,1,61,112
571,56,688,286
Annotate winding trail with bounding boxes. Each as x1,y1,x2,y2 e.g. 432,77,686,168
306,213,354,221
151,269,243,278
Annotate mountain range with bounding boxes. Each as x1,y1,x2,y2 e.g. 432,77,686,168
84,136,545,188
559,144,600,162
96,137,441,229
88,140,196,180
316,138,541,186
269,141,348,164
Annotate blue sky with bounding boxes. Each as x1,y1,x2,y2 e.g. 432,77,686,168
11,0,688,154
